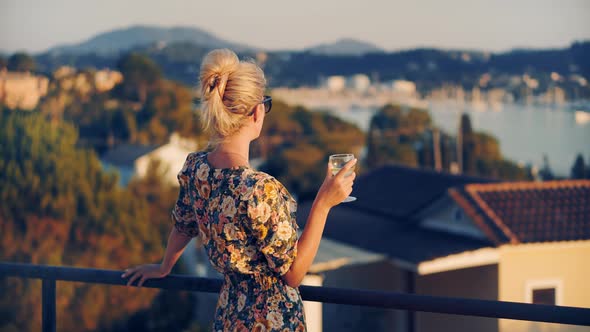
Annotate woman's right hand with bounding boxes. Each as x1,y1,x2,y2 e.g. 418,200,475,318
121,263,169,287
315,158,357,209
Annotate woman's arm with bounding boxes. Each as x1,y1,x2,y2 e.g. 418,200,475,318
282,158,357,288
122,226,192,287
160,226,193,274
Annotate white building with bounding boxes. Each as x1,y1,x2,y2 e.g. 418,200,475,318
101,133,197,186
135,133,197,185
0,71,49,110
324,76,347,93
94,69,123,92
53,66,123,94
391,80,417,96
347,74,371,94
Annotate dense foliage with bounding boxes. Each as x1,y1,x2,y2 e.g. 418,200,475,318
255,100,366,199
38,55,204,153
0,110,195,331
7,52,35,72
571,154,590,179
365,104,533,181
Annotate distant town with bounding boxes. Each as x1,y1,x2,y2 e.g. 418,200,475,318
2,66,588,115
272,71,587,114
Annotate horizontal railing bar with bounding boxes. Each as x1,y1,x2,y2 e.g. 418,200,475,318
1,262,589,326
298,285,590,326
0,261,223,292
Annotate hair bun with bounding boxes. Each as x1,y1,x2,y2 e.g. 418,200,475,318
208,74,219,91
201,49,239,101
216,72,230,99
198,48,266,141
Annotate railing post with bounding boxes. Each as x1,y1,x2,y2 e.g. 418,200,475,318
406,270,416,332
42,279,56,332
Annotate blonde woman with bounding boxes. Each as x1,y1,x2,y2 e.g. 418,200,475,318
121,49,356,331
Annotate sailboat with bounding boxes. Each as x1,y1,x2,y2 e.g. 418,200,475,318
570,100,590,125
575,110,590,125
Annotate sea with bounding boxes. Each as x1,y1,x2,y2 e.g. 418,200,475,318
323,100,590,177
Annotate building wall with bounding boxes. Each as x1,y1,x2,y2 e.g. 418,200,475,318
419,196,487,240
135,139,194,186
416,264,499,332
0,71,49,110
499,241,590,332
302,274,323,332
322,260,409,332
94,69,123,92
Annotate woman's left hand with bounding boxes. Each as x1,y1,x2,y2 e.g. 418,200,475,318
121,263,169,287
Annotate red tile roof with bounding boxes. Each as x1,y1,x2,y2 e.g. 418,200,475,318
450,180,590,244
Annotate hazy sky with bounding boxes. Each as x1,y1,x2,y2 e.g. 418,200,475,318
1,0,589,54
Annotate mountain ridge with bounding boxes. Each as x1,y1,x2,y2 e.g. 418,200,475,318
46,25,257,55
306,38,385,56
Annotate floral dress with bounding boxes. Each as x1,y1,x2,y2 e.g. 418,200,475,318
172,151,306,332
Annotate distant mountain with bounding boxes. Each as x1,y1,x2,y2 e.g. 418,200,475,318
33,33,590,98
46,25,256,55
306,38,385,56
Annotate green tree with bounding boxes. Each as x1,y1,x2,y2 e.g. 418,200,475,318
476,159,532,181
571,154,587,179
7,52,35,72
257,101,364,199
263,143,326,198
473,132,502,161
459,113,476,174
371,140,418,167
136,80,202,144
0,110,171,331
37,67,202,152
115,53,162,103
469,131,531,180
365,107,530,181
0,55,7,70
456,114,531,180
539,154,555,180
127,159,178,246
366,104,431,169
110,108,138,142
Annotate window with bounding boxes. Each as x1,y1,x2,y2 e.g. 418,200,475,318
532,288,556,305
454,208,463,221
525,279,563,306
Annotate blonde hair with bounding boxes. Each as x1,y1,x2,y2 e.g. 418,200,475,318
199,49,266,141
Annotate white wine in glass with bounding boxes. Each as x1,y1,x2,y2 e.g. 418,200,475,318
329,154,356,203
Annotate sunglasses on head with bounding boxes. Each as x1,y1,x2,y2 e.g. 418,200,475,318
249,95,272,116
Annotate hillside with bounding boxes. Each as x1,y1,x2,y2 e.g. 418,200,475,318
46,25,256,55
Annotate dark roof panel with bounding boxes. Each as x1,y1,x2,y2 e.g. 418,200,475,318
348,164,495,220
297,202,492,264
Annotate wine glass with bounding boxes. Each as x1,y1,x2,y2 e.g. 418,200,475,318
328,154,357,203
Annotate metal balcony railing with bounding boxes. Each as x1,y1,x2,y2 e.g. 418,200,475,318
1,262,589,332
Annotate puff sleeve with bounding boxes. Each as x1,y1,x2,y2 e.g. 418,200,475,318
247,177,299,276
172,154,199,238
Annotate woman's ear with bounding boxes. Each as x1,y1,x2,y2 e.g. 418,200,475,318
252,103,264,123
